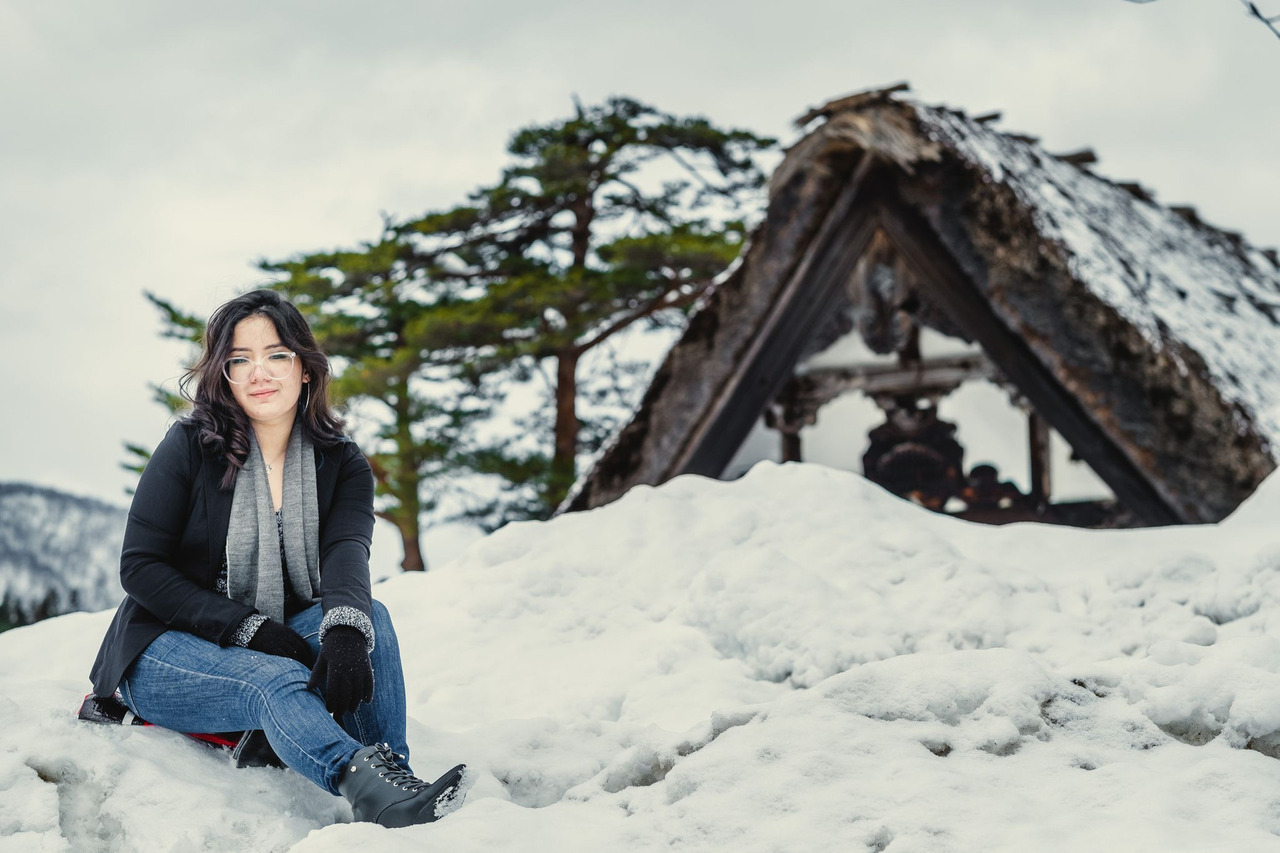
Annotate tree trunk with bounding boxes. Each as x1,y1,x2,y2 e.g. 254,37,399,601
549,347,580,508
394,470,427,572
371,493,427,573
571,194,595,269
398,520,426,572
548,191,593,510
393,375,427,571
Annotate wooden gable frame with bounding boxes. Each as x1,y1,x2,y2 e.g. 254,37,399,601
574,158,1180,524
566,90,1278,524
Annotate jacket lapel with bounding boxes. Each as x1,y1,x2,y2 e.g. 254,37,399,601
315,442,339,527
204,445,234,575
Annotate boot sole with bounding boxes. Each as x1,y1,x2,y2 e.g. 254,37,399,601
419,763,468,823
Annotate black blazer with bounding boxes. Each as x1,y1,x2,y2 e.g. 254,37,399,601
90,419,376,697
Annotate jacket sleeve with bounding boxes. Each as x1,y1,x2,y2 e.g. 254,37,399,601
318,441,376,625
119,422,256,645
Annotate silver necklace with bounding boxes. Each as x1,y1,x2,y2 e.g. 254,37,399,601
265,452,286,473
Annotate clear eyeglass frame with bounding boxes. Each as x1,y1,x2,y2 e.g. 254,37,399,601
223,351,298,384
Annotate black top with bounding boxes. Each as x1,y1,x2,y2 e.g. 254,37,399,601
90,420,376,697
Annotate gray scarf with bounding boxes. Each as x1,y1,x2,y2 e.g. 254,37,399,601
226,422,321,621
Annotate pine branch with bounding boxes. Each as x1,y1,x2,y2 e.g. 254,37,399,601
575,282,706,354
663,147,740,204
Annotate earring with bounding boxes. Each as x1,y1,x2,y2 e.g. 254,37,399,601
302,382,311,414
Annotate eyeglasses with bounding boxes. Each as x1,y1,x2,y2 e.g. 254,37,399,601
223,351,298,384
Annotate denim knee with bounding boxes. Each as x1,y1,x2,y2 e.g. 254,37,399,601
370,599,392,634
253,657,313,704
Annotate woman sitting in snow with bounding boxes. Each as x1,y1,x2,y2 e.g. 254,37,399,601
89,289,465,828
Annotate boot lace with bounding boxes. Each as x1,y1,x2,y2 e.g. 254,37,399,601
367,743,429,792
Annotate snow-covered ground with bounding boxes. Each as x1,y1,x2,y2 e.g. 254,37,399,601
5,462,1280,852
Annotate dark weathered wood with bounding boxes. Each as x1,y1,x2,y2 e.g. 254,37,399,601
781,431,802,463
794,355,994,410
764,398,807,463
874,189,1184,526
1055,149,1098,167
795,83,910,128
1028,412,1050,508
956,499,1129,528
1117,182,1155,203
670,166,882,479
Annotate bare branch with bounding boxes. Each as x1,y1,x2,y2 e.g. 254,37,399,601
1126,0,1280,41
1240,0,1280,39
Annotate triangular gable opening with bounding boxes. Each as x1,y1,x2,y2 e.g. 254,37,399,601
717,225,1137,527
724,328,1126,526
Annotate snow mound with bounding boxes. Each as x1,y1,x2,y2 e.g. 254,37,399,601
1221,466,1280,530
6,462,1280,851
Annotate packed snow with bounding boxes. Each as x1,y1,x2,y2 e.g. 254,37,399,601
6,462,1280,851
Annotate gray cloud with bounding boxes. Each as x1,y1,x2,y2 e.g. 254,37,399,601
2,0,1276,503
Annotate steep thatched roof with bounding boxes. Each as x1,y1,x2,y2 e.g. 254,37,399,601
567,86,1280,524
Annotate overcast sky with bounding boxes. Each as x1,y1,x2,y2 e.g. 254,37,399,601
3,0,1277,509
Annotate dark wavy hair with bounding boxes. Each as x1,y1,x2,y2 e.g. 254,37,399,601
180,289,346,490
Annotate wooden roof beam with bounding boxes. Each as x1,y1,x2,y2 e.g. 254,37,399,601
872,182,1184,526
669,165,883,479
1055,149,1098,167
795,83,911,128
793,354,996,409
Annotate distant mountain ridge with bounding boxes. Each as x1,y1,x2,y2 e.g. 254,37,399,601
0,482,126,629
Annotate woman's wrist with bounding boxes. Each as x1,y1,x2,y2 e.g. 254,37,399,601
319,606,375,652
230,613,269,647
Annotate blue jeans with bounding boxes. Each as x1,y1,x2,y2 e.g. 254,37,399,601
119,600,408,795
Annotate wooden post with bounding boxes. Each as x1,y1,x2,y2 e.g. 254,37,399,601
781,429,802,463
1028,412,1051,509
764,397,807,463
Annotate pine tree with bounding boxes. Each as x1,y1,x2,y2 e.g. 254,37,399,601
120,295,205,494
388,95,775,508
263,237,491,572
133,95,775,571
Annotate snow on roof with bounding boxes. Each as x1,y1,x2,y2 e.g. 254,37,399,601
916,103,1280,446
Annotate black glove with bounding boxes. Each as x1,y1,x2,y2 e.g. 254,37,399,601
307,626,373,716
246,618,317,668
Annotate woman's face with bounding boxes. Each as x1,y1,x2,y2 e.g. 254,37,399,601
226,314,308,429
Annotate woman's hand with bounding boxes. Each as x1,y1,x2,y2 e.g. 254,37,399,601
246,619,317,668
307,626,373,716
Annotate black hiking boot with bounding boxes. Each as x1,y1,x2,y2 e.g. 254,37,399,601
337,743,466,828
232,730,285,769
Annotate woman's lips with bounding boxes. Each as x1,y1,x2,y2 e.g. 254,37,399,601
250,389,276,399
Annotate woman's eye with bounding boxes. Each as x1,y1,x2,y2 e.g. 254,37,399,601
268,353,291,362
228,357,250,366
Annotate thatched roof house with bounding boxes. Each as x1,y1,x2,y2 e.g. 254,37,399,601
567,85,1280,526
